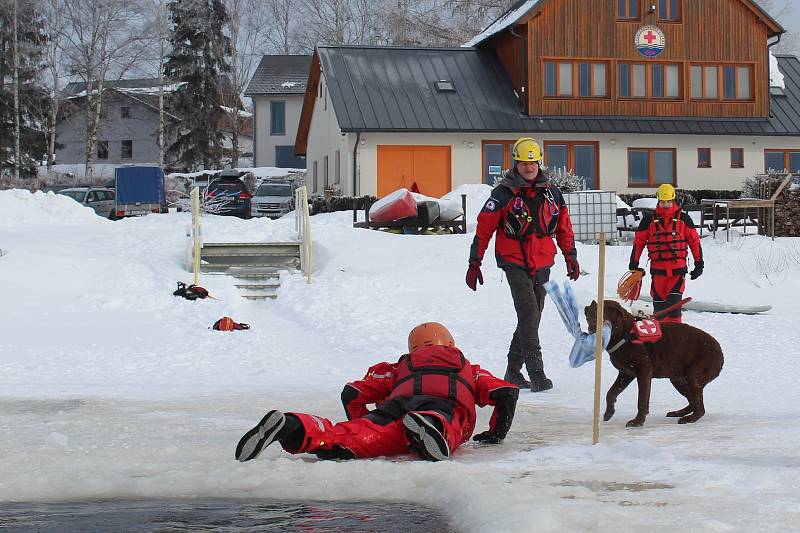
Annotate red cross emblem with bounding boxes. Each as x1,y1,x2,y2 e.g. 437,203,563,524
635,319,658,335
643,31,658,44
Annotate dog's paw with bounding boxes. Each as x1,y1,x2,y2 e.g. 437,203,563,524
678,414,699,424
625,418,645,427
603,410,615,422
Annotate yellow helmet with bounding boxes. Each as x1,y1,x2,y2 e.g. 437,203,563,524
656,184,676,201
511,137,543,163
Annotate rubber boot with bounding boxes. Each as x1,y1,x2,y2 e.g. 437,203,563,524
504,352,530,388
529,371,553,392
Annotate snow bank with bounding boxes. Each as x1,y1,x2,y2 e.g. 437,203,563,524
0,189,106,228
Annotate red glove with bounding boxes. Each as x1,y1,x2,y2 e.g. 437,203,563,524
466,259,484,291
565,254,580,281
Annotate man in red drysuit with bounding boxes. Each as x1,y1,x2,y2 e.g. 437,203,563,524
235,322,519,462
629,184,703,323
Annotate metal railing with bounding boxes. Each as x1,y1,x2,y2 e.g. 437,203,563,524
294,186,313,284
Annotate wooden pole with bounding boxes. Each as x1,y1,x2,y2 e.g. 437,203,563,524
191,187,201,286
592,231,606,445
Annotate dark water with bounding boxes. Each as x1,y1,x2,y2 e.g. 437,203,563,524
0,499,456,532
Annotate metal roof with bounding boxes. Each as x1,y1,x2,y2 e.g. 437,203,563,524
63,78,162,95
317,45,527,132
244,55,312,96
319,46,800,137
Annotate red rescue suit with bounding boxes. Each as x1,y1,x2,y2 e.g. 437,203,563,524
280,345,517,459
630,203,702,323
470,170,577,274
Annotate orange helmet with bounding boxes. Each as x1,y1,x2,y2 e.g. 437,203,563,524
408,322,455,352
215,317,236,331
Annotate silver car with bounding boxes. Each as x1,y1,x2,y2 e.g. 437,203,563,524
57,187,117,219
251,180,295,218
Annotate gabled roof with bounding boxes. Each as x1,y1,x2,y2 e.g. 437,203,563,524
63,78,163,95
464,0,542,47
465,0,784,47
310,46,800,137
244,55,312,96
315,45,527,133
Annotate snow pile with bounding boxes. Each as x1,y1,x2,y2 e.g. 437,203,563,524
0,189,106,228
770,50,785,89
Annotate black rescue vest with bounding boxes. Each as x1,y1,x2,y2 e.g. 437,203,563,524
503,186,561,240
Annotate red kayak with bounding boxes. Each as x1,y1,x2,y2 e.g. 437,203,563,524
369,188,417,222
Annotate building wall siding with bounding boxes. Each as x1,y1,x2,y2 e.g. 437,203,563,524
252,94,304,167
526,0,771,117
55,94,163,167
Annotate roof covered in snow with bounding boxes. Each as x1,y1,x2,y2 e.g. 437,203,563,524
464,0,541,47
244,55,312,96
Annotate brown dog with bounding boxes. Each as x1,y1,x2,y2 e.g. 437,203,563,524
585,300,724,427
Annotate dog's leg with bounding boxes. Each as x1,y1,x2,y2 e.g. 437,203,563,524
678,373,705,424
604,372,634,421
626,368,653,427
667,377,693,417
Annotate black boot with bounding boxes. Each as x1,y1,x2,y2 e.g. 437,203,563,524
504,369,530,388
529,371,553,392
235,410,303,462
504,351,530,388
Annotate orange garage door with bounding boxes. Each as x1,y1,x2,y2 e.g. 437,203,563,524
377,145,451,198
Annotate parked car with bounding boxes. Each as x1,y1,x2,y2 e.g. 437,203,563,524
251,179,296,218
57,187,117,219
204,172,252,218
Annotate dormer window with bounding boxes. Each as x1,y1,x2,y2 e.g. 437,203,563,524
617,0,639,20
435,80,455,92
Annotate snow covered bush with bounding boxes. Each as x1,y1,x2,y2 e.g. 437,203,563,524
547,166,586,192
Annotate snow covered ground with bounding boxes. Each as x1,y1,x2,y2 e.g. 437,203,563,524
2,187,800,532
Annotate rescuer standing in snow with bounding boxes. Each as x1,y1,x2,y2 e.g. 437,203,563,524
466,137,579,392
628,183,703,323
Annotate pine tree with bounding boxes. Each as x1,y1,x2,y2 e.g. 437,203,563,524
164,0,232,171
0,0,48,178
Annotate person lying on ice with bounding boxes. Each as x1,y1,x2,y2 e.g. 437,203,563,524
235,322,519,462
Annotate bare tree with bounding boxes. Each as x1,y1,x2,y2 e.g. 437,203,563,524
149,0,169,168
264,0,297,54
12,0,19,179
61,0,147,178
297,0,379,48
222,0,271,167
40,0,68,176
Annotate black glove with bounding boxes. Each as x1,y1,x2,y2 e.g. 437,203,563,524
473,387,518,444
473,430,504,444
628,261,644,272
690,260,704,280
